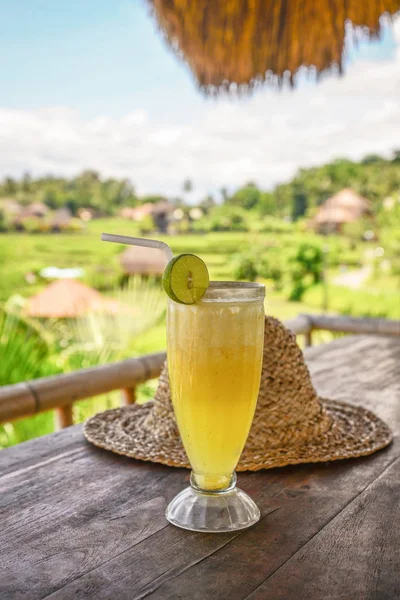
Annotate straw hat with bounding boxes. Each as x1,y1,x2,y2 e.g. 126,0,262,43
84,316,392,470
148,0,400,90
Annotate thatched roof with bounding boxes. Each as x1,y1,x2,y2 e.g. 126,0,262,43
15,202,49,222
51,207,73,228
120,246,167,275
120,201,174,221
314,188,372,225
149,0,400,90
27,280,119,318
120,203,155,221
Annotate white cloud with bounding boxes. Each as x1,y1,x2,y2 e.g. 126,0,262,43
1,19,400,200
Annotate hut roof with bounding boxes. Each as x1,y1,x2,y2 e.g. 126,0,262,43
324,188,371,211
120,201,173,221
27,280,119,318
314,205,359,225
149,0,400,90
120,203,155,221
314,189,372,224
51,207,73,228
120,246,167,275
150,201,174,215
16,202,49,222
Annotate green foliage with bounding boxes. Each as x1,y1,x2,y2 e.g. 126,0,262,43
0,307,57,386
219,153,400,220
0,276,166,448
229,183,262,210
288,243,323,301
253,216,294,234
199,195,216,214
303,284,400,319
138,215,154,235
232,241,324,301
2,153,400,227
232,251,259,282
0,170,138,216
194,205,250,232
0,307,60,448
141,194,167,204
0,209,7,232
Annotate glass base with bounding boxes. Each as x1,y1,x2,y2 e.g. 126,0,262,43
166,483,261,533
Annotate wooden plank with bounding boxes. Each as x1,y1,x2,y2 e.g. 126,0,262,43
284,315,311,336
0,336,398,600
0,442,186,599
35,450,397,600
247,457,400,600
0,381,36,421
308,314,400,337
0,425,83,476
39,336,398,600
305,336,400,423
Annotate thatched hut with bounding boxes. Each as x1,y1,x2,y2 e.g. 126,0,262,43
51,207,73,232
120,246,167,277
27,280,119,318
149,0,400,90
120,201,174,233
120,203,155,221
313,188,372,233
21,202,48,218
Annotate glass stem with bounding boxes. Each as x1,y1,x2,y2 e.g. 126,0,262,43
190,471,237,494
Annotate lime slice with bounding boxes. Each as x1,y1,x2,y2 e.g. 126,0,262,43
162,254,209,304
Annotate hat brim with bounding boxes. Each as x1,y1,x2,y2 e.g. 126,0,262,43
83,397,392,470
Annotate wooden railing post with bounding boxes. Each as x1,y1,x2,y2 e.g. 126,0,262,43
304,330,313,347
54,404,73,430
121,387,136,405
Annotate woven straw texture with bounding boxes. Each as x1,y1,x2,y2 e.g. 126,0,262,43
84,317,392,470
148,0,400,89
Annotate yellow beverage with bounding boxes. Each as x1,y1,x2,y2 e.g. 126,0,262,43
167,282,265,491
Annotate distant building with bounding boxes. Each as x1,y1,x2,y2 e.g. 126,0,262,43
120,246,167,276
51,207,73,231
120,201,174,232
150,201,174,233
313,188,372,233
120,203,154,221
14,202,49,229
22,202,49,218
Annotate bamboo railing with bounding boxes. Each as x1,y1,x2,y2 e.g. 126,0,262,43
0,315,399,429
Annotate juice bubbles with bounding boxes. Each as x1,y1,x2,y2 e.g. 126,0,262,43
167,282,265,491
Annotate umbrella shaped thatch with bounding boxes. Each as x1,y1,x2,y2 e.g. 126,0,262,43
313,188,372,233
27,280,120,318
149,0,400,90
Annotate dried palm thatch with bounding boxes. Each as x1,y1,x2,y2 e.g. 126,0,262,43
148,0,400,90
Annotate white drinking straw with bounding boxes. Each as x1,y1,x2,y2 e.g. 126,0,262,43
101,232,174,261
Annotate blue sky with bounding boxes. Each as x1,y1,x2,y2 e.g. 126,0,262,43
0,0,204,121
0,2,399,197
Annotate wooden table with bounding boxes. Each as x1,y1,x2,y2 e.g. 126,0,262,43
2,335,399,600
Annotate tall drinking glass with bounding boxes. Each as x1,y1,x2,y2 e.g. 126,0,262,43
166,281,265,532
